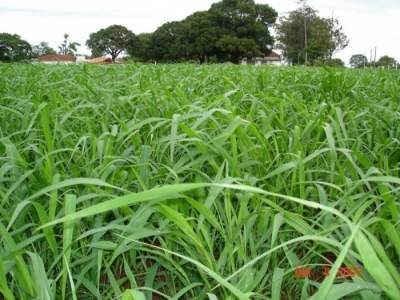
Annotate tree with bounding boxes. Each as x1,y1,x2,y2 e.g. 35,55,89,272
58,34,81,55
324,58,344,67
349,54,368,68
0,33,32,62
31,42,57,58
145,21,184,62
86,25,139,62
175,11,221,64
208,0,278,64
377,55,396,69
135,33,154,62
327,16,349,58
132,1,277,64
276,0,348,65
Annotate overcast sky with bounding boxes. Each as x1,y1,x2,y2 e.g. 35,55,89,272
1,0,399,65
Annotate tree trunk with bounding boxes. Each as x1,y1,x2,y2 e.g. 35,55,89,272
231,53,240,64
198,55,205,64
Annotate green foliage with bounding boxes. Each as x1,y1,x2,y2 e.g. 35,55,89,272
58,33,81,55
176,11,221,64
0,64,400,300
349,54,369,68
139,0,278,64
31,41,57,58
324,58,345,67
0,33,32,62
350,55,397,69
135,32,154,62
86,25,139,61
276,1,349,65
377,55,397,69
208,0,278,63
145,21,184,62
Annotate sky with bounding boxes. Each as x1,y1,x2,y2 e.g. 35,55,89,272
1,0,399,66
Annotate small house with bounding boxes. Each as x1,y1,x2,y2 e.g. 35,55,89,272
242,51,282,66
88,57,127,64
88,57,112,64
36,54,75,64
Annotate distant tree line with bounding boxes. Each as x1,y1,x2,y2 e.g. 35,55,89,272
349,54,398,69
0,32,82,62
86,0,278,64
85,0,351,65
3,0,396,67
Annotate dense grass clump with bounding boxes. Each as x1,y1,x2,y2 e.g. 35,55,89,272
0,62,399,300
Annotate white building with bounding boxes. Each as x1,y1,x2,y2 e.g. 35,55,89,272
75,55,86,63
242,51,282,66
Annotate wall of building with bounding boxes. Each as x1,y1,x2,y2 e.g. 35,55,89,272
76,56,86,63
39,61,75,64
270,61,282,66
242,59,282,66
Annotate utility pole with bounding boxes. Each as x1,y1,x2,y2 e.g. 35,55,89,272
364,53,366,68
304,17,307,64
370,49,372,68
374,47,377,69
330,10,334,59
299,0,308,65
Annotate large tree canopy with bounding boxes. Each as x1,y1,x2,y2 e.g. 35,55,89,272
349,54,368,68
86,25,139,61
0,33,32,62
136,33,153,62
145,21,184,62
208,0,278,63
276,0,348,65
132,0,277,64
377,55,397,69
175,11,221,64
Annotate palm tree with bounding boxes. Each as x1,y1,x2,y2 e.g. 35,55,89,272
58,34,81,55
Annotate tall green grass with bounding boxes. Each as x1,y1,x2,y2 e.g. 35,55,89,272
0,62,399,299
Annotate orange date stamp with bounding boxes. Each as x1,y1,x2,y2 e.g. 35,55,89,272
293,266,362,278
325,266,362,278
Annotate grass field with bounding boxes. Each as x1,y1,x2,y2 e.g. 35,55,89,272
0,62,399,300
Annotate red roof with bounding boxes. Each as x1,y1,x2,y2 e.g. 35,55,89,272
37,54,74,61
261,51,280,58
89,57,112,63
